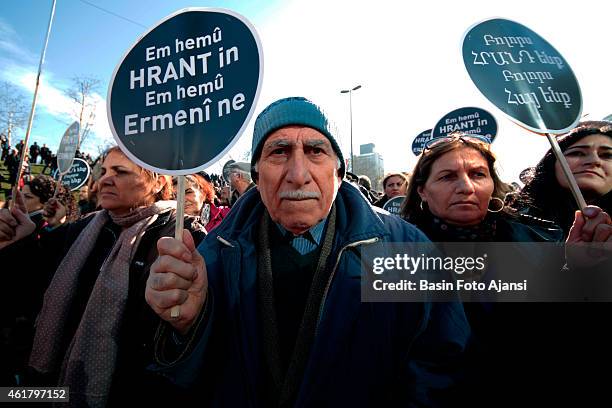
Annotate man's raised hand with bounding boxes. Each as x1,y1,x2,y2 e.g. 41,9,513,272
146,229,208,335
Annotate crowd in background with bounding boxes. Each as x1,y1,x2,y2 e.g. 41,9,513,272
1,134,95,197
0,110,610,406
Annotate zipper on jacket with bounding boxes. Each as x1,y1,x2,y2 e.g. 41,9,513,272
216,233,380,335
315,236,380,336
216,235,235,248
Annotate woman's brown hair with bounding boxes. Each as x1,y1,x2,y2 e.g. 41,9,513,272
400,132,508,222
103,146,173,205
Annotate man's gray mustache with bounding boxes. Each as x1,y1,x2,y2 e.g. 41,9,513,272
279,190,321,199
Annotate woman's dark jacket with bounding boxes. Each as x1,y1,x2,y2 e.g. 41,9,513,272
409,209,612,406
0,210,205,404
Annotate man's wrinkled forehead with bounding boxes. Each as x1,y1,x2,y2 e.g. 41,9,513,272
263,137,331,151
262,126,333,151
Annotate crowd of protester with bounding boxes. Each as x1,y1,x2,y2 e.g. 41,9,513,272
1,135,97,198
0,99,610,406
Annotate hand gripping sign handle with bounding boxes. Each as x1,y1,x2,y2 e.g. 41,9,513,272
171,175,186,319
546,133,587,211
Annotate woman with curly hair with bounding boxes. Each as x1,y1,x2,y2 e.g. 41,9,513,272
20,174,78,231
42,184,78,230
21,175,55,230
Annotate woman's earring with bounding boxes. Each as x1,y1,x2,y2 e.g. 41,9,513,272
487,197,504,213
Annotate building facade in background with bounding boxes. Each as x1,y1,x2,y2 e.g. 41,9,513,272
353,143,384,191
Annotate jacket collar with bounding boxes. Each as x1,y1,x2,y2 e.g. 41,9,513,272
211,183,389,406
213,182,389,248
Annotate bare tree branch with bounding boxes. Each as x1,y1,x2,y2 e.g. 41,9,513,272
0,81,29,145
64,76,101,149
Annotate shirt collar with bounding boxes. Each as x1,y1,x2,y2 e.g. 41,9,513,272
275,217,327,246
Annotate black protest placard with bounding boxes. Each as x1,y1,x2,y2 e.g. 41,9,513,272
53,158,90,191
411,129,432,156
463,18,581,134
383,196,405,216
431,107,497,141
107,8,263,174
56,121,80,174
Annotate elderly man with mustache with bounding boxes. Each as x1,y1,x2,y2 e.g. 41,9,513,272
145,97,469,407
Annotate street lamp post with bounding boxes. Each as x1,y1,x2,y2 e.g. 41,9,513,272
340,84,361,173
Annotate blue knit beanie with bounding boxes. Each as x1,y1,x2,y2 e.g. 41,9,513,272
251,97,345,179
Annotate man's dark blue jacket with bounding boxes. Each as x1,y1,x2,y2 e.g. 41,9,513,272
154,183,470,407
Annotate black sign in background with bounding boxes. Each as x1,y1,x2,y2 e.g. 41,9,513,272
463,18,581,134
411,129,432,156
431,107,498,141
53,158,90,191
382,196,405,215
108,8,263,174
